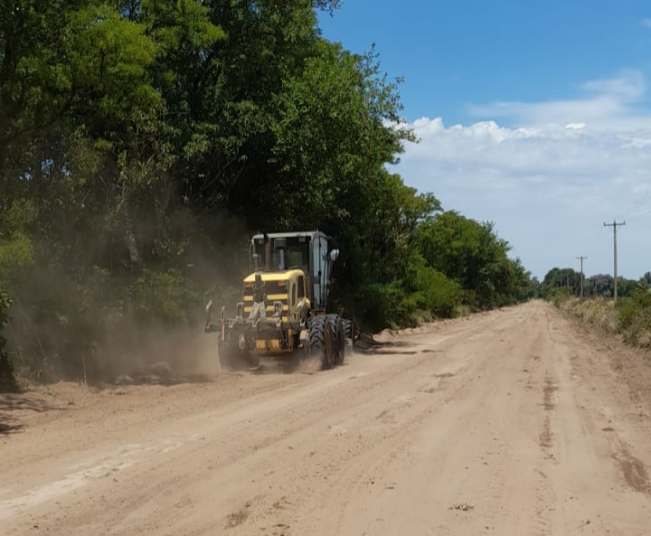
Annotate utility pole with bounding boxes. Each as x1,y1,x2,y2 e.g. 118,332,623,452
576,256,587,298
603,220,626,302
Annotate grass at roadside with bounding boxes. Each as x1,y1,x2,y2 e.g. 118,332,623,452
552,288,651,350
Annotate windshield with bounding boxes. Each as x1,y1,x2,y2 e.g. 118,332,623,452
252,236,310,271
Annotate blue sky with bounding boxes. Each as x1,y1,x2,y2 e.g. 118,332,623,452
319,2,651,279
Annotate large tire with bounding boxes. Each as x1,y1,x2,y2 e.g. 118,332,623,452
342,318,353,340
309,315,330,369
310,314,346,369
327,314,346,366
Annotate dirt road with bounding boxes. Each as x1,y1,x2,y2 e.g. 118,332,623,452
2,301,651,535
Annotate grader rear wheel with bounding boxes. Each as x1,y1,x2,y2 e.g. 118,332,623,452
309,314,345,370
327,314,346,366
309,315,329,369
342,318,353,340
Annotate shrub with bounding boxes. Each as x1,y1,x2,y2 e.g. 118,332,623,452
547,287,572,308
130,269,199,326
412,264,461,318
358,282,414,330
617,288,651,346
0,285,18,391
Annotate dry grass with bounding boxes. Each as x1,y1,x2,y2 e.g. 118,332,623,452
558,297,618,334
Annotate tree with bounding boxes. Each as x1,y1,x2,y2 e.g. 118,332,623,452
542,267,581,297
416,211,529,308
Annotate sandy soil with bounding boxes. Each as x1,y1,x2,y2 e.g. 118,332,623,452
1,300,651,535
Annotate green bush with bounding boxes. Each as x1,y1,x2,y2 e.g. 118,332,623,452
357,282,414,330
0,225,32,390
0,285,18,391
355,254,463,330
0,233,34,280
552,292,651,348
618,288,651,329
130,269,199,326
617,288,651,346
546,287,572,307
412,263,461,318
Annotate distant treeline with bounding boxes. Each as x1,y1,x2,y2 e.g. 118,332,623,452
0,1,534,384
541,267,651,299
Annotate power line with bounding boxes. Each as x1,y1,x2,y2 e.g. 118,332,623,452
603,220,626,302
576,256,587,298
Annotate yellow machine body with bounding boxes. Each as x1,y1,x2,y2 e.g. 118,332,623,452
241,269,310,354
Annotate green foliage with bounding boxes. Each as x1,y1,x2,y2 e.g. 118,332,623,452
0,282,18,391
542,267,637,300
0,232,34,282
66,4,159,122
0,286,10,323
360,269,459,331
546,287,572,307
352,209,533,331
416,211,534,309
357,282,413,330
130,269,199,326
617,290,649,331
617,287,651,346
404,252,461,318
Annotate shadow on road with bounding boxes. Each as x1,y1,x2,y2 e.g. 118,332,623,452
0,392,70,436
354,334,419,356
0,413,24,435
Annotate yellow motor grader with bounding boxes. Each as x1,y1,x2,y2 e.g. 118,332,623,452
205,231,351,370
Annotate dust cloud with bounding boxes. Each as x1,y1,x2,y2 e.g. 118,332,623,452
5,210,252,386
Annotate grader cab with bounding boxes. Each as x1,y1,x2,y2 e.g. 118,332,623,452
205,231,350,370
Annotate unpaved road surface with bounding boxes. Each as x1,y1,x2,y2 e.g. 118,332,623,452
2,301,651,535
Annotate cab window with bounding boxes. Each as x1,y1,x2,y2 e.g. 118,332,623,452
292,282,297,305
297,276,305,298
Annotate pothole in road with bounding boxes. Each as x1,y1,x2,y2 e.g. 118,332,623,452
449,503,474,512
613,446,651,494
225,507,250,529
375,409,396,423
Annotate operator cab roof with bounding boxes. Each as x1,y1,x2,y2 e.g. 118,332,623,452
243,269,304,283
251,230,329,241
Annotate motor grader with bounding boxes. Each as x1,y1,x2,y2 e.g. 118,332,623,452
205,231,350,370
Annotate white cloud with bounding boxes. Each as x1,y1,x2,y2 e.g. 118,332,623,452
467,70,647,127
393,71,651,278
581,70,645,101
